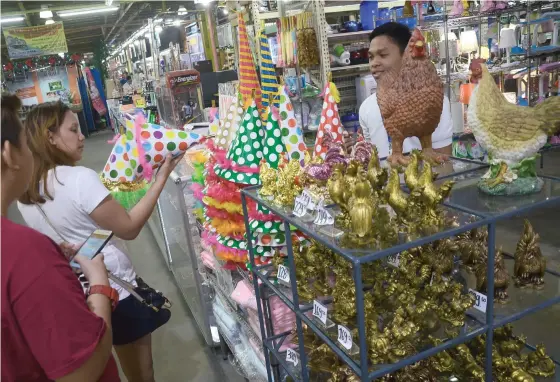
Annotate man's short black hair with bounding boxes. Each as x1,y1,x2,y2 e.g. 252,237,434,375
369,22,412,54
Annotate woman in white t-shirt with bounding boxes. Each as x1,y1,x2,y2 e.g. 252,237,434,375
18,102,183,382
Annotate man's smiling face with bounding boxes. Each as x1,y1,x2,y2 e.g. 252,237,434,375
368,35,404,81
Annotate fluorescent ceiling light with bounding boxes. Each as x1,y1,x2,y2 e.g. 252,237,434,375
58,6,119,17
40,10,54,19
178,6,187,15
45,19,55,25
58,52,65,57
0,16,25,24
155,25,163,33
173,20,181,26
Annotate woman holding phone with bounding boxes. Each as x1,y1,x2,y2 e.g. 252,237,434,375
1,93,119,381
18,101,183,382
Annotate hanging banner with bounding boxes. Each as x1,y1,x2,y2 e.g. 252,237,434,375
84,67,107,116
2,22,68,60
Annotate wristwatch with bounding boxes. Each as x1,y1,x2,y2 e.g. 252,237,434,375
87,285,119,311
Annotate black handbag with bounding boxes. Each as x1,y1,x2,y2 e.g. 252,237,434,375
109,275,172,312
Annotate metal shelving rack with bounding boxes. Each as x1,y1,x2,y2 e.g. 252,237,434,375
241,161,560,381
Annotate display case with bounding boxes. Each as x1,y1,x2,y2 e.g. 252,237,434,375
241,162,560,381
147,158,217,346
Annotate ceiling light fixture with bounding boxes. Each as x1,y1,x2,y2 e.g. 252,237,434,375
105,0,114,5
0,16,25,24
45,19,55,25
155,25,163,33
178,6,188,16
58,6,119,18
40,6,54,19
222,8,229,15
173,20,181,26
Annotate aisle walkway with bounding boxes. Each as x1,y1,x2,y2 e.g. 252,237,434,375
8,130,245,382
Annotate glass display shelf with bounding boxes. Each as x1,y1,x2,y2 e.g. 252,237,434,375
438,168,560,218
244,187,486,262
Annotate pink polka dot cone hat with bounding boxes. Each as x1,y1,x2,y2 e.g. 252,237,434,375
102,113,205,182
313,80,345,160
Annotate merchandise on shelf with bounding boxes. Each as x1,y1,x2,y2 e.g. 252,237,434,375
313,79,345,159
259,30,280,110
237,13,263,111
466,60,560,195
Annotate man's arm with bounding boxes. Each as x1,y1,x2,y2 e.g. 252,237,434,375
435,144,452,156
432,96,453,158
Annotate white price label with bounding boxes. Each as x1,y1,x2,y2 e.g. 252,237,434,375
312,300,328,325
286,348,299,366
313,200,334,226
337,325,353,350
277,265,290,283
468,288,487,313
293,197,307,218
387,253,400,267
301,190,316,210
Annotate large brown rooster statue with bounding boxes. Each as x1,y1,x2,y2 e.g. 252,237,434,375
376,28,445,166
467,60,560,195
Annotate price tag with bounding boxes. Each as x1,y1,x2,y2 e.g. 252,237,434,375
286,348,299,367
387,253,400,267
313,200,334,226
312,300,328,325
468,288,487,313
293,196,307,218
277,265,290,284
337,324,353,350
301,190,316,210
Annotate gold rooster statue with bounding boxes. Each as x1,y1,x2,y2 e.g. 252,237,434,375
327,163,350,228
344,169,376,247
467,60,560,195
416,162,454,228
386,168,412,226
366,145,388,198
513,220,546,289
475,247,509,304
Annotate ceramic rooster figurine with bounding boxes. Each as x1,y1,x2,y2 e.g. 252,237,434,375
376,28,445,166
467,61,560,195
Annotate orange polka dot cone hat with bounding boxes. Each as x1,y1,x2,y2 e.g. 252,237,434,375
102,114,205,182
214,99,264,186
313,81,345,160
278,85,306,161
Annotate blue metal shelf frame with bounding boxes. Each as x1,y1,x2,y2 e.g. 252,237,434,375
241,165,560,382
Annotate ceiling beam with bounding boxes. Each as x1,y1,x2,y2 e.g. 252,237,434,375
2,4,116,16
108,3,149,45
105,3,134,42
17,2,32,27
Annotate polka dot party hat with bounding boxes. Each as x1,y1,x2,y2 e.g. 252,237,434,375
313,81,345,160
102,115,204,182
214,99,264,185
278,85,306,161
263,106,286,169
214,92,243,151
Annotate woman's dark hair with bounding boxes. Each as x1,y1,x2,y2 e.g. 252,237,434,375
19,101,74,204
369,22,412,54
1,93,23,149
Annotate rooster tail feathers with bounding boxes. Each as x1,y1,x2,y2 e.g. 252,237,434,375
534,96,560,136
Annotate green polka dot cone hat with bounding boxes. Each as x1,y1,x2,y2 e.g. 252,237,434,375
249,219,293,234
254,245,288,257
251,231,307,247
214,99,264,185
262,106,286,169
216,235,248,251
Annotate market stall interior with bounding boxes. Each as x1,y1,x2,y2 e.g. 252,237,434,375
2,0,560,381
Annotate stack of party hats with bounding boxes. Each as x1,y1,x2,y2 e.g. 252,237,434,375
313,80,345,159
237,12,262,111
259,30,279,111
277,85,306,161
101,114,205,209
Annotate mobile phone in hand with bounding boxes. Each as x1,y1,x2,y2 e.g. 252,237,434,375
70,229,113,268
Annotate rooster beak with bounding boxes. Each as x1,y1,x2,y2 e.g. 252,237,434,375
415,41,424,48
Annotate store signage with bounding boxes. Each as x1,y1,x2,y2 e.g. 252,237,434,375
286,348,299,367
3,22,68,59
337,324,353,350
168,73,200,89
312,300,328,325
387,253,400,267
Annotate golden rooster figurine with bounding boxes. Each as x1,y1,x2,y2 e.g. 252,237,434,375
415,162,454,228
513,220,546,289
376,28,445,166
348,169,375,240
467,61,560,195
476,247,510,304
404,150,422,192
366,145,388,195
386,168,411,224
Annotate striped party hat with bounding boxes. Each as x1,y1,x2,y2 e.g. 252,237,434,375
259,30,279,110
238,12,262,111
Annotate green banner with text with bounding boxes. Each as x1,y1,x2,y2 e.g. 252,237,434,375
3,22,68,60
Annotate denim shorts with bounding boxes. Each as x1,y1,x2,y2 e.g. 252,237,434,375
111,294,171,345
